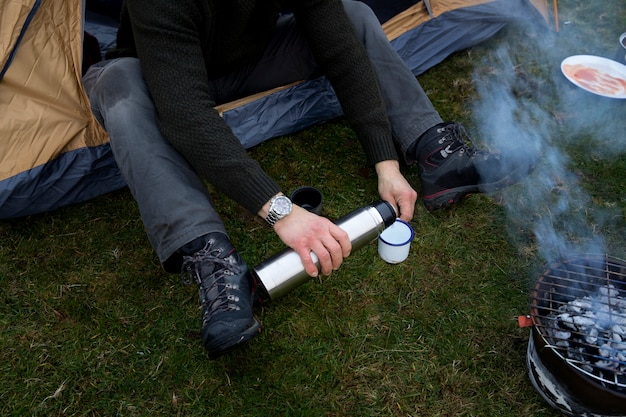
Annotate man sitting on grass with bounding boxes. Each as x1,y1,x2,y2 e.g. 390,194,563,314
83,0,533,359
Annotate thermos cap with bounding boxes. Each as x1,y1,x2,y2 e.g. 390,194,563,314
371,200,397,227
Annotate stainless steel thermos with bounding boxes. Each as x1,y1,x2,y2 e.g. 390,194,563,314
253,200,396,301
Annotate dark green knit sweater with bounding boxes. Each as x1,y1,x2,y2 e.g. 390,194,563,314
117,0,398,215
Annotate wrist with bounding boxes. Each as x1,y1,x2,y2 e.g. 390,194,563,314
375,159,400,176
260,193,293,227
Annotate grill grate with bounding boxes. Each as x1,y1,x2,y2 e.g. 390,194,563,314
530,254,626,390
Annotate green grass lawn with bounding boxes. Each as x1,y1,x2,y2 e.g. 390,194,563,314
1,1,625,415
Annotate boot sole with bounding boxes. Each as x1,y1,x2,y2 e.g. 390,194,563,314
206,319,261,359
423,185,479,211
423,169,528,211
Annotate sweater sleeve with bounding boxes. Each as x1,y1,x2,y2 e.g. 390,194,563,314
125,0,280,215
293,0,399,166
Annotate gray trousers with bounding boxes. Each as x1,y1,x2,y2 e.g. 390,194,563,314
83,0,442,272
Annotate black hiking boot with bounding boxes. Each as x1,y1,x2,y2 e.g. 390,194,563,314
181,232,260,359
412,122,535,211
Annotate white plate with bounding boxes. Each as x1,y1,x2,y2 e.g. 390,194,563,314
561,55,626,99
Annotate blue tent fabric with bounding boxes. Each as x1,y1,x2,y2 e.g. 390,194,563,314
0,0,546,219
396,0,547,75
224,77,344,150
84,10,120,58
0,145,125,219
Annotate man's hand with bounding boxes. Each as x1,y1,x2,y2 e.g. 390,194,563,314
258,195,351,277
274,205,351,277
375,160,417,222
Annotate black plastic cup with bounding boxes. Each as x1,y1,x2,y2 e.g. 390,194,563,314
290,186,323,215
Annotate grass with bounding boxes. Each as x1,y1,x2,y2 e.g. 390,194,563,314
1,0,626,415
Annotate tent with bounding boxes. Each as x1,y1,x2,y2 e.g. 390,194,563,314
0,0,548,220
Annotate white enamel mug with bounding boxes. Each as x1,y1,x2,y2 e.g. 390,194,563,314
377,219,414,264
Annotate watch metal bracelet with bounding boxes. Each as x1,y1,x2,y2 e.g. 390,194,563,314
266,211,280,227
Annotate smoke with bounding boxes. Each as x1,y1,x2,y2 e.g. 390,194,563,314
469,23,625,266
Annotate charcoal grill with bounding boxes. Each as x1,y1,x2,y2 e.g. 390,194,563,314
527,254,626,416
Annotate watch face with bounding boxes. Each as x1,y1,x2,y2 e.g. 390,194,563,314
273,196,292,216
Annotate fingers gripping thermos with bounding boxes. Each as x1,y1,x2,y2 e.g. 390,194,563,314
253,201,396,301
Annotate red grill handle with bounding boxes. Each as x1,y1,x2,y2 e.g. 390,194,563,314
518,315,534,328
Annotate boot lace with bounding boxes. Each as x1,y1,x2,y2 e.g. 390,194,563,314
181,244,243,317
438,123,476,156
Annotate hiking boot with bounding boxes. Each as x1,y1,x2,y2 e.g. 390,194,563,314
181,232,260,359
412,122,535,211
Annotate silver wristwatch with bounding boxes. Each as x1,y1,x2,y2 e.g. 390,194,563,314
265,195,293,227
